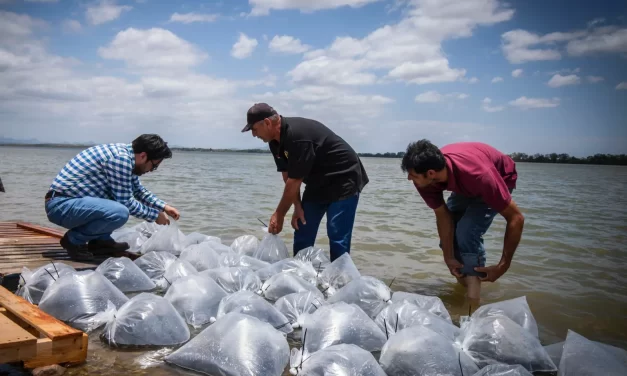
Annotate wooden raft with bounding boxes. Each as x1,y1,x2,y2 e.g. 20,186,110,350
0,285,88,367
0,222,99,276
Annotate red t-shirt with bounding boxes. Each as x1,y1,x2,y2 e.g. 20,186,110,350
416,142,517,213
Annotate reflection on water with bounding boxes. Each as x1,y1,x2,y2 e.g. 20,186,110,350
1,146,626,374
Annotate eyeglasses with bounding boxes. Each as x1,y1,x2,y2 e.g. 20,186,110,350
150,160,160,172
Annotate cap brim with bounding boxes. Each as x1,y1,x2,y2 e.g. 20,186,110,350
241,123,253,132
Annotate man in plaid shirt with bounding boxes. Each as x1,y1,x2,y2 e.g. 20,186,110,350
45,134,180,261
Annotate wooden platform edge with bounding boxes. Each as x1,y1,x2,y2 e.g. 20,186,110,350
16,222,65,239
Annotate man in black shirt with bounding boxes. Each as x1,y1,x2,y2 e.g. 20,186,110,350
242,103,369,261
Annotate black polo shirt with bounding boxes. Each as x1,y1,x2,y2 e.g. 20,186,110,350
268,116,369,203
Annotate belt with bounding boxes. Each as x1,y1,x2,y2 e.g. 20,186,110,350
45,190,72,200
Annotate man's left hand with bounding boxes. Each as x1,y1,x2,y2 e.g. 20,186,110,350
268,212,284,234
164,205,180,220
474,262,509,282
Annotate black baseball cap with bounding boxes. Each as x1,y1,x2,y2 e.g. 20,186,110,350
241,103,277,132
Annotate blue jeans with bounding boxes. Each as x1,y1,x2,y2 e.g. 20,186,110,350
45,196,130,245
293,194,360,262
442,191,512,277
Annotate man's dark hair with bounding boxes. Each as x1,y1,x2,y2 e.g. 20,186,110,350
132,134,172,160
401,139,446,174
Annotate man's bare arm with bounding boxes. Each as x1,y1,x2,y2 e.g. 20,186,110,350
498,199,525,266
434,204,463,278
276,178,303,217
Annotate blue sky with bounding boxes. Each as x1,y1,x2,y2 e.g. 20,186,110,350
0,0,625,156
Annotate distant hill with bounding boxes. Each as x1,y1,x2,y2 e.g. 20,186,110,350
0,137,41,144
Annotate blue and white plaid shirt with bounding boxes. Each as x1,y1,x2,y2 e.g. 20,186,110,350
49,143,166,221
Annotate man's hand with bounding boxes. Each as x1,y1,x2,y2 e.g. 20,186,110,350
445,257,464,278
156,211,170,225
291,205,306,230
474,262,509,282
268,211,284,234
164,204,180,220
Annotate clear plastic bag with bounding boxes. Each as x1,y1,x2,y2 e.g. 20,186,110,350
200,267,262,294
545,339,627,371
457,314,557,373
469,296,539,337
130,221,161,238
161,259,197,289
261,272,320,302
318,253,360,296
133,251,177,287
164,274,228,328
256,259,319,284
95,257,156,293
139,221,186,256
164,312,290,376
220,252,271,271
231,235,260,256
16,262,76,304
184,232,221,248
216,290,293,334
38,270,129,332
326,276,392,318
558,330,627,376
472,364,533,376
274,291,325,329
299,302,387,357
207,242,234,255
111,228,147,253
374,301,460,341
253,230,289,263
391,291,452,323
289,344,386,376
379,325,479,376
102,293,190,347
293,246,330,271
179,243,222,272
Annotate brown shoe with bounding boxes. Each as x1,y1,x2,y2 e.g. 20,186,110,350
88,239,130,252
60,234,94,261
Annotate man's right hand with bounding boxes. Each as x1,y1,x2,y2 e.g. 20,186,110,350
156,211,170,225
445,257,464,278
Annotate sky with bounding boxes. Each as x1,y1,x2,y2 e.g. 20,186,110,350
0,0,626,156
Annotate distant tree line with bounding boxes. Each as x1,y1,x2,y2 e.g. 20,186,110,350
509,152,627,166
358,152,405,158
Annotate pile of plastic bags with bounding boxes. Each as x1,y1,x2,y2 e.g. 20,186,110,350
22,221,626,376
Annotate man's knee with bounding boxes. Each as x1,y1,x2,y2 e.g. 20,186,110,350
110,204,129,226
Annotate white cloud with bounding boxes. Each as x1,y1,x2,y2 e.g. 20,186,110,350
512,68,523,78
287,0,513,87
509,96,560,109
567,27,627,56
98,28,208,71
169,12,218,24
86,1,132,26
415,91,468,103
617,82,627,90
501,29,563,64
547,74,581,88
0,10,47,42
62,19,82,33
231,32,258,59
467,77,479,84
249,0,382,16
491,76,503,83
587,76,604,83
269,35,310,54
481,97,504,112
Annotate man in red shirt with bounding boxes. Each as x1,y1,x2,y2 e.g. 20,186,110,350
401,139,525,300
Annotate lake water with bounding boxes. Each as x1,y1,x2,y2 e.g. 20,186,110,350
1,145,626,374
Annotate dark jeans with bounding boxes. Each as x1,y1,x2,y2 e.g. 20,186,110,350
293,193,360,262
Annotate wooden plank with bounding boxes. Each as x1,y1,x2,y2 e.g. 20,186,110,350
0,314,38,350
0,239,57,245
23,334,88,368
0,286,82,340
16,223,64,239
1,308,43,338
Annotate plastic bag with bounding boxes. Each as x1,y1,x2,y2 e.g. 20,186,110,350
469,296,539,337
95,257,156,293
139,221,186,256
38,270,129,332
221,252,271,271
200,267,262,294
274,291,325,329
374,301,460,341
216,290,293,334
261,272,320,302
16,262,76,304
253,230,289,263
161,259,197,289
391,291,452,323
102,293,189,346
257,259,319,284
111,228,147,253
299,302,387,357
293,246,330,271
164,312,290,376
164,274,228,328
289,344,386,376
380,325,479,376
318,253,360,296
326,276,391,318
133,251,177,288
231,234,260,256
545,339,627,371
179,243,222,271
208,242,235,255
130,221,161,238
457,314,557,372
472,364,533,376
558,330,627,376
184,232,221,248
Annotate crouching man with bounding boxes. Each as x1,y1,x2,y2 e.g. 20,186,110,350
45,134,180,261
